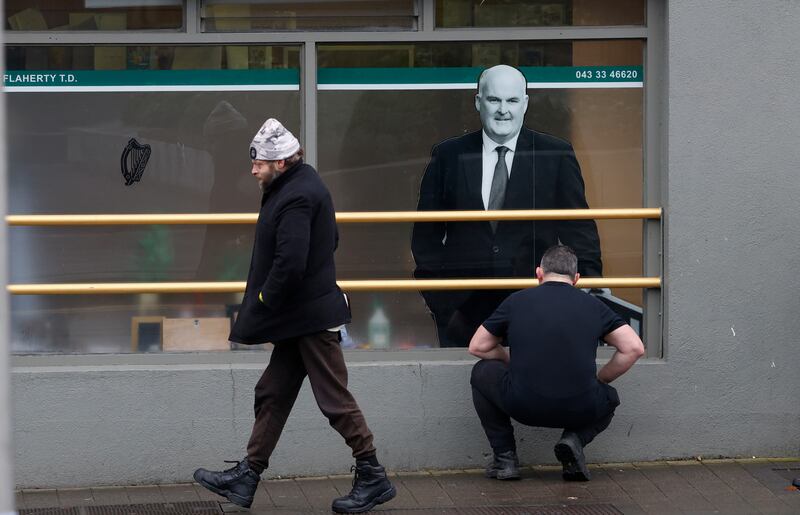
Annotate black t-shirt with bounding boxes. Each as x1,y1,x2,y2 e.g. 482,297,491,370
482,281,625,402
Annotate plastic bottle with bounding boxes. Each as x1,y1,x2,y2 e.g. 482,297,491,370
367,300,391,350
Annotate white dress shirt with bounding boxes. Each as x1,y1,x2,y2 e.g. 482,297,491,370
481,131,520,210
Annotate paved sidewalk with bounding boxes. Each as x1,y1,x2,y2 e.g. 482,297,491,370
15,459,800,514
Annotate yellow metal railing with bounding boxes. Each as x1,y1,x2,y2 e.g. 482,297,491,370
6,208,662,294
6,208,661,226
7,277,660,295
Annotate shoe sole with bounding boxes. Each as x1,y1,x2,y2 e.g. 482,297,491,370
554,440,590,482
194,472,253,509
331,485,397,514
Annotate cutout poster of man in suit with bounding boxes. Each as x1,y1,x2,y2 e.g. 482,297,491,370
411,65,603,347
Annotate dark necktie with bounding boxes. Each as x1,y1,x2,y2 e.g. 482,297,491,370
488,145,509,232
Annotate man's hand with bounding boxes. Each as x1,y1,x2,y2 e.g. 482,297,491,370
597,325,645,384
468,326,509,363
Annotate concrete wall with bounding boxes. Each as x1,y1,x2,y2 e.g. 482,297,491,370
11,0,800,487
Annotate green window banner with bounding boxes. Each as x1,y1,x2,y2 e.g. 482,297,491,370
4,66,642,92
317,66,643,90
3,69,300,92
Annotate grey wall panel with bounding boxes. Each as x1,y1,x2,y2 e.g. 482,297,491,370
12,358,800,488
660,0,800,464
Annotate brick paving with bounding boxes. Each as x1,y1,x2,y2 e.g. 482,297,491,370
15,458,800,514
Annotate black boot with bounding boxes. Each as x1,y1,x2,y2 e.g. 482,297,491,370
193,458,260,508
554,433,591,481
485,449,520,480
331,459,396,514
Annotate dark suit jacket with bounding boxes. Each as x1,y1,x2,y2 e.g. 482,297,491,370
411,127,602,329
230,161,350,344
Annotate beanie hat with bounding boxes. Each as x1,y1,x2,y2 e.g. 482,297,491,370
249,118,300,161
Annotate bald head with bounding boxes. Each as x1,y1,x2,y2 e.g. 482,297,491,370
475,65,529,145
477,65,527,96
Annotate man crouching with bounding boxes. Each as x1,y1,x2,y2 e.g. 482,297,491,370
468,245,645,481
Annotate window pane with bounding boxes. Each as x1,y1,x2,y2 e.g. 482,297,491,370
202,1,417,32
437,0,645,28
318,41,644,349
6,1,184,31
6,44,300,71
11,293,264,354
7,45,300,354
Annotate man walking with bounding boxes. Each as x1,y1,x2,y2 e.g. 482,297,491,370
193,119,395,513
468,245,644,481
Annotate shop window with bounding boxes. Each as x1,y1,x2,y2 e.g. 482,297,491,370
5,0,184,31
6,31,655,354
201,0,418,32
6,44,300,353
436,0,645,28
317,41,644,349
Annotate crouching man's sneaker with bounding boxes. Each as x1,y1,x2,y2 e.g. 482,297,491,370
194,458,260,508
485,450,521,480
554,433,591,482
331,459,396,513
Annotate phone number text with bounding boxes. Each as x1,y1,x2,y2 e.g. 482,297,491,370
575,69,639,80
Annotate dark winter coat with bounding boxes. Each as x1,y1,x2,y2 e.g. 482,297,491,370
229,161,350,344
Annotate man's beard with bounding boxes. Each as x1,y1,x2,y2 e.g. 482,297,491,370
258,170,279,192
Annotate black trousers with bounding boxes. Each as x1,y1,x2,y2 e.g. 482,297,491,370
246,330,376,472
427,290,511,348
470,359,620,454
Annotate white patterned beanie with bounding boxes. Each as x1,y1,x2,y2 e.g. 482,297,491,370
249,118,300,161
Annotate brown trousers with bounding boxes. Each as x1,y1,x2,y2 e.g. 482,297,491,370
246,330,376,471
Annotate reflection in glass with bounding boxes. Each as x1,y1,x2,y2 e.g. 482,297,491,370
436,0,645,28
5,0,184,31
6,44,300,71
202,0,417,32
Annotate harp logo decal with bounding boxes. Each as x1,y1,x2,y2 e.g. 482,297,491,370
121,138,152,186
